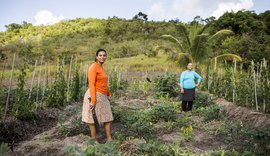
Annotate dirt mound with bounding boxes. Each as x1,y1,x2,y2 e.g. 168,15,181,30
215,98,270,128
0,107,59,145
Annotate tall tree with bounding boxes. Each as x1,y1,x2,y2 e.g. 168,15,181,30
161,23,242,68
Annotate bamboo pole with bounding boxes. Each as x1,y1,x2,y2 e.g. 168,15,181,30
36,56,44,109
256,62,259,84
3,53,16,120
29,60,37,100
42,62,48,97
67,56,73,101
232,67,235,103
252,61,258,111
79,62,83,91
262,59,266,112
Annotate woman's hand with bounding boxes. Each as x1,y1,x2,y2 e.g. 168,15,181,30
195,83,200,88
181,88,184,94
108,96,112,101
89,103,95,110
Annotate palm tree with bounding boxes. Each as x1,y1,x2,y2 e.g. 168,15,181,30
161,23,242,68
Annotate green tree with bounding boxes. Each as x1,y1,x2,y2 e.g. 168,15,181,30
161,23,241,68
133,12,148,22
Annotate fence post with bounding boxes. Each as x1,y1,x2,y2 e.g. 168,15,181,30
42,62,48,97
67,56,73,101
3,53,16,120
29,60,37,100
36,55,44,109
252,61,258,111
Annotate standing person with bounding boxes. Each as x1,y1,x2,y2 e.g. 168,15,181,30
82,49,113,144
180,63,202,112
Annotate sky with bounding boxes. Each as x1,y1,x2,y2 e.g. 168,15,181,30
0,0,269,32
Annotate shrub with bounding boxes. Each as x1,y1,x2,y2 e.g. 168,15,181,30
150,102,177,122
203,105,226,121
45,61,67,108
152,72,179,98
64,138,120,156
11,63,36,121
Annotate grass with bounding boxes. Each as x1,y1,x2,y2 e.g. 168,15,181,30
106,53,182,72
1,53,181,82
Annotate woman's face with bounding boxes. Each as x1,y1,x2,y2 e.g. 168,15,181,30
96,51,107,63
187,63,193,70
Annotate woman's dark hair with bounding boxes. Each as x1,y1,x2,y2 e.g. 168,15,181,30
95,48,107,62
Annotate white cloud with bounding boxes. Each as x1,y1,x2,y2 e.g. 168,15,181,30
146,0,255,22
147,2,165,19
34,10,65,25
146,0,216,22
212,0,254,18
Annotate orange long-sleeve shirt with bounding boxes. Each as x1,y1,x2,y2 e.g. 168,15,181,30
88,62,111,105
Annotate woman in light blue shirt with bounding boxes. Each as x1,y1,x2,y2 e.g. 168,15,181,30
180,63,202,112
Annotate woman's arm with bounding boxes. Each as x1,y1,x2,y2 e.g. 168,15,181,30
180,72,185,89
88,65,97,105
194,72,202,86
180,72,185,93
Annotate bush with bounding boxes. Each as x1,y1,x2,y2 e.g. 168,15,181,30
11,63,36,121
194,91,214,108
203,105,226,121
152,72,179,98
64,138,120,156
150,103,177,122
45,62,67,108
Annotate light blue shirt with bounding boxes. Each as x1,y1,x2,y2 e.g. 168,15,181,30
180,70,202,89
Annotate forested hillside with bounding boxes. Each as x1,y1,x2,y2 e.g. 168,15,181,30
0,10,269,65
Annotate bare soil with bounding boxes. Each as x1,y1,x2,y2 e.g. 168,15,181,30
2,93,270,155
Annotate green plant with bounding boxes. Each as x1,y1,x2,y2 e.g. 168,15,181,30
45,59,67,108
203,105,226,122
194,91,214,108
58,105,88,137
180,125,193,140
11,63,36,120
152,72,179,98
137,139,195,155
165,120,176,132
211,121,270,155
150,102,177,122
63,138,121,156
0,143,9,156
68,64,81,101
108,67,127,97
128,80,145,99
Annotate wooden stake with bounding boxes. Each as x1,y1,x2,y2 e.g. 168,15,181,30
3,53,16,120
36,56,44,109
252,61,258,111
67,57,73,101
29,60,37,100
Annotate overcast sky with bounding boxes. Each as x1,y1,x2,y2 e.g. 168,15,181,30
0,0,269,32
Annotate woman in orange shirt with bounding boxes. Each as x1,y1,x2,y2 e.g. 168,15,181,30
82,49,113,144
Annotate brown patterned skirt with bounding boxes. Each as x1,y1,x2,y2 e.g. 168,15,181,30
82,89,113,124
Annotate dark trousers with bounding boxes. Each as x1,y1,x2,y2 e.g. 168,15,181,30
182,101,193,112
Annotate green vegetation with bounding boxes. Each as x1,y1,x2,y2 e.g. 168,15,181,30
0,10,270,155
